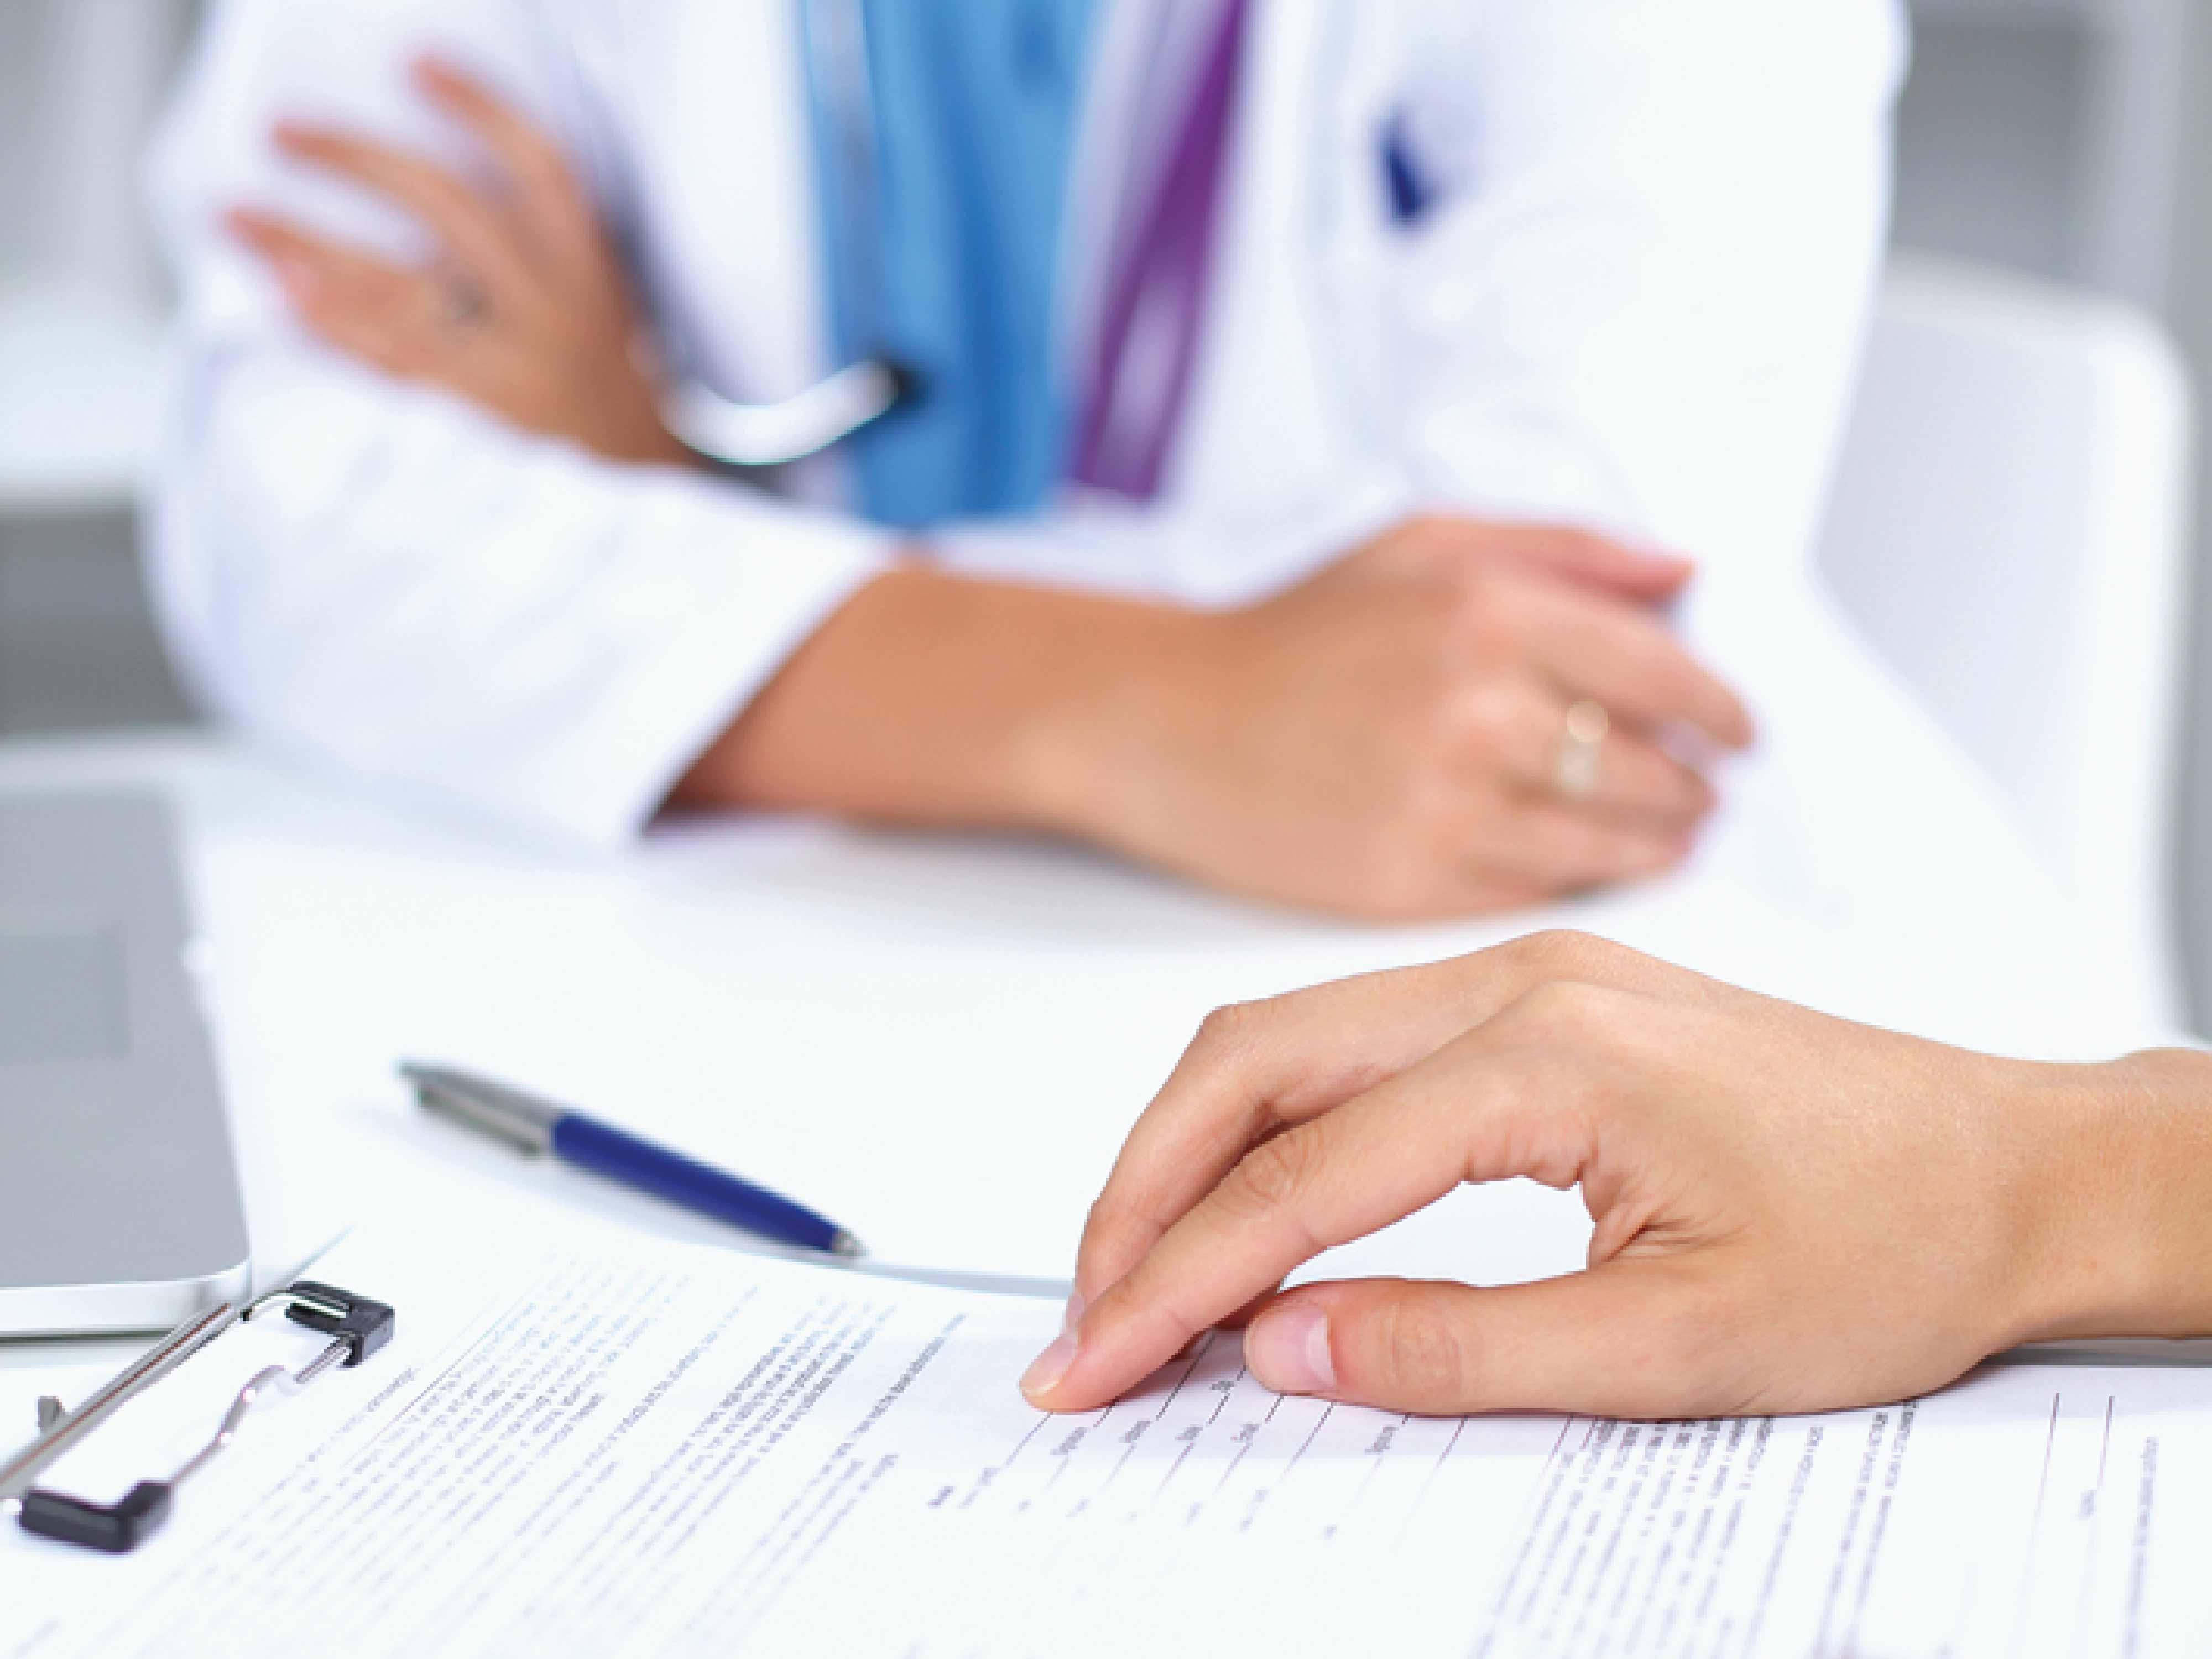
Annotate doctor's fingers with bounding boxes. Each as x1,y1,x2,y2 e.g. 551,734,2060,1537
1028,1009,1624,1413
228,211,454,374
270,123,545,311
1073,957,1546,1308
411,58,609,273
1454,520,1697,606
1469,800,1692,897
1356,518,1692,606
1517,584,1753,749
1459,677,1713,829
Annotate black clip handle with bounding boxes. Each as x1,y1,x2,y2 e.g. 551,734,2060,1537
19,1481,174,1553
284,1281,396,1365
17,1281,396,1554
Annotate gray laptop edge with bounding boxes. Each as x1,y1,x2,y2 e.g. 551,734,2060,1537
1,790,251,1335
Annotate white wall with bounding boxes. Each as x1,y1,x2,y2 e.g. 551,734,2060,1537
2166,1,2212,1027
0,0,195,301
1888,0,2212,1030
0,7,58,278
0,0,199,735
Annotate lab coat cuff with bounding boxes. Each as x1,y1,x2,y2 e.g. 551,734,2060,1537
562,530,893,849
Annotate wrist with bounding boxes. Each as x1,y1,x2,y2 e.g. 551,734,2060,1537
2007,1048,2212,1344
698,563,1220,838
1011,599,1223,844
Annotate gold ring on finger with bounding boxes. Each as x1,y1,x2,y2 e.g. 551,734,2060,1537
1552,699,1609,801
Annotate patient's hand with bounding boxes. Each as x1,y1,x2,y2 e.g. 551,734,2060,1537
228,58,690,468
1022,931,2212,1419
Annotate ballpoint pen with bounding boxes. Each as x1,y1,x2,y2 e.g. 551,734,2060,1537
398,1062,866,1259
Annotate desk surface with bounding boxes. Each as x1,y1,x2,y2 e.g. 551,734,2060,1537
0,701,2165,1433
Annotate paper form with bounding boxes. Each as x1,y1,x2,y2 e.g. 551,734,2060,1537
3,1215,2209,1658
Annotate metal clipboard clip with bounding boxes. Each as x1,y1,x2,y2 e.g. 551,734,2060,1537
0,1281,394,1554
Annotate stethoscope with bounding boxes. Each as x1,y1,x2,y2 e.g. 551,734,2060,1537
659,0,920,468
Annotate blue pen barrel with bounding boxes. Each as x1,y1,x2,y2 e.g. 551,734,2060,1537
550,1115,840,1254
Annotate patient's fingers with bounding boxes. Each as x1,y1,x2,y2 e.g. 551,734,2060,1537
1069,936,1705,1323
1035,1011,1614,1411
1240,1262,1735,1419
1073,968,1470,1307
1072,940,1646,1298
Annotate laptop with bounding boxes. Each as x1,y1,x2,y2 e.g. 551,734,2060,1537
0,791,252,1335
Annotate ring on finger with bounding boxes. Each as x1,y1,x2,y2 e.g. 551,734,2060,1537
436,273,490,329
1552,699,1609,801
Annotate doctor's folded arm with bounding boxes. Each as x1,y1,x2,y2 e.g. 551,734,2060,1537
148,0,1898,917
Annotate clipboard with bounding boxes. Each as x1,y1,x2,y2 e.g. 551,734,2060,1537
0,1281,394,1553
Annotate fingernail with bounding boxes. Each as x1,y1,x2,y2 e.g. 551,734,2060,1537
1246,1305,1334,1395
1020,1333,1078,1404
1060,1290,1086,1338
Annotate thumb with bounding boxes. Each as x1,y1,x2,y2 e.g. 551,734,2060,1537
1241,1261,1725,1420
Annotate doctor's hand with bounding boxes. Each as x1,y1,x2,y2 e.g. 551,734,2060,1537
227,58,691,468
684,517,1746,919
1063,517,1752,918
1022,932,2212,1421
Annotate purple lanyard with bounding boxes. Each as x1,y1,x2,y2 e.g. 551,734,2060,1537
1068,0,1252,501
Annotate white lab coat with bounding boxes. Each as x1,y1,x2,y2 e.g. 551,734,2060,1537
146,0,1907,846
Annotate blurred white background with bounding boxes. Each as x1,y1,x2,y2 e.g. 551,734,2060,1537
3,0,2211,1022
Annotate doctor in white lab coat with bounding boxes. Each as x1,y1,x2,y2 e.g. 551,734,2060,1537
146,0,1905,917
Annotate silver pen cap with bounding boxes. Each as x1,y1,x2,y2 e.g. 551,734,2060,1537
400,1062,561,1156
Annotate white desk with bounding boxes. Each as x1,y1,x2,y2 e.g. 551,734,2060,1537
0,681,2167,1443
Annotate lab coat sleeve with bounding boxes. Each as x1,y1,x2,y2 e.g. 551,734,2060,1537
143,0,892,848
1388,0,1908,579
